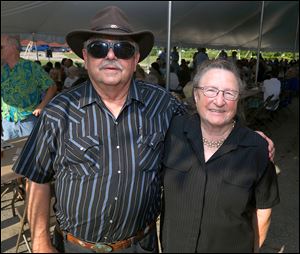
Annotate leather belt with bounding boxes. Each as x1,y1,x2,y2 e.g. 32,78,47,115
56,221,156,253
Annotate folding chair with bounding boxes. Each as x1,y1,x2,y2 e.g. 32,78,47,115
259,96,279,117
11,177,26,217
15,198,31,253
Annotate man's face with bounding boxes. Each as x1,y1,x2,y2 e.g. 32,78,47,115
1,36,15,63
82,36,140,88
65,59,73,68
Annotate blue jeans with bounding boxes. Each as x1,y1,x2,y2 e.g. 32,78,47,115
1,115,37,141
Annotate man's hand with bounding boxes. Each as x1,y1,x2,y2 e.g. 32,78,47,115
255,131,275,162
33,84,57,117
32,107,42,117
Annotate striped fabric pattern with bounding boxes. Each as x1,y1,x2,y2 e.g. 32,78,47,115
13,79,185,243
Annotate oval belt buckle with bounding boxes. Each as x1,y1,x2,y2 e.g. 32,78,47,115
93,243,113,253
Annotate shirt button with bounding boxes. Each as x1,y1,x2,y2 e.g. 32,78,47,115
117,170,121,174
109,220,113,223
80,147,84,151
116,145,120,149
114,197,118,200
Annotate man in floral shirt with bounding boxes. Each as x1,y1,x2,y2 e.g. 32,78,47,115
1,34,57,140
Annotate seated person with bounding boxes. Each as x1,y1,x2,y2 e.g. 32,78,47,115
169,66,181,91
63,66,80,89
71,67,89,87
262,71,281,111
134,64,147,81
183,80,193,99
178,59,191,88
182,80,196,113
49,68,63,93
147,62,165,87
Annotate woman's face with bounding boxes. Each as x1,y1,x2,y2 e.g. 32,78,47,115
194,68,239,128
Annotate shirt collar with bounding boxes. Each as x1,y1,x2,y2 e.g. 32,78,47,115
2,58,25,71
126,79,145,106
78,79,145,108
78,80,100,108
183,114,259,148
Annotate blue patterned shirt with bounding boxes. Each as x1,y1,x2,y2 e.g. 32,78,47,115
1,58,53,122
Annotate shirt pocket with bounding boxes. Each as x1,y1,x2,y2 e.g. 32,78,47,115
64,135,103,176
162,143,194,173
137,132,165,172
219,179,253,215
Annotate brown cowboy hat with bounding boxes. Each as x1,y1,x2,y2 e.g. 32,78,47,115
66,6,154,62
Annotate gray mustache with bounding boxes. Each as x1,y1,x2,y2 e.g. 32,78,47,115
99,61,123,70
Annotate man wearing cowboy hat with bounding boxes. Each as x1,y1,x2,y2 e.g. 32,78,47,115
13,5,185,253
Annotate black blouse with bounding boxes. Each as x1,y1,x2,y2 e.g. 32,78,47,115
161,113,279,253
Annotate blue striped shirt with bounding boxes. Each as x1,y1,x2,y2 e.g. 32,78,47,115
13,79,185,243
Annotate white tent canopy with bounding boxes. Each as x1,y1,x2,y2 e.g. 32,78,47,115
1,1,299,52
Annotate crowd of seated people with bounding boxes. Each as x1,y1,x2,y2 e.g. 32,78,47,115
40,58,88,94
37,48,298,108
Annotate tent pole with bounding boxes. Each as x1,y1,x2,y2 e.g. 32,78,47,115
255,1,265,86
166,1,172,91
293,13,299,60
32,33,39,61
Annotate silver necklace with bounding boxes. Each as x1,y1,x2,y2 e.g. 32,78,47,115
202,121,235,149
202,137,225,148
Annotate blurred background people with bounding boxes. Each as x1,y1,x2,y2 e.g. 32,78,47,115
63,65,80,90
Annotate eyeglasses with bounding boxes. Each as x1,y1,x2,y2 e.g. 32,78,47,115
195,86,239,101
86,41,136,59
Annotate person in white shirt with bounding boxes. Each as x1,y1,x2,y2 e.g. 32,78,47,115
63,66,80,89
262,71,281,111
194,47,209,68
169,66,181,91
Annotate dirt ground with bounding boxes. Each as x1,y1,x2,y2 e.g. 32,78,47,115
1,96,299,253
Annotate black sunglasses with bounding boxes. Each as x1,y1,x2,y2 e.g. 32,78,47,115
87,41,136,59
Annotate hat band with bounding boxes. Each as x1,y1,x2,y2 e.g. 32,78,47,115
94,24,132,34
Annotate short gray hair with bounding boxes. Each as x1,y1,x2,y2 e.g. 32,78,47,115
192,59,245,93
5,35,21,51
